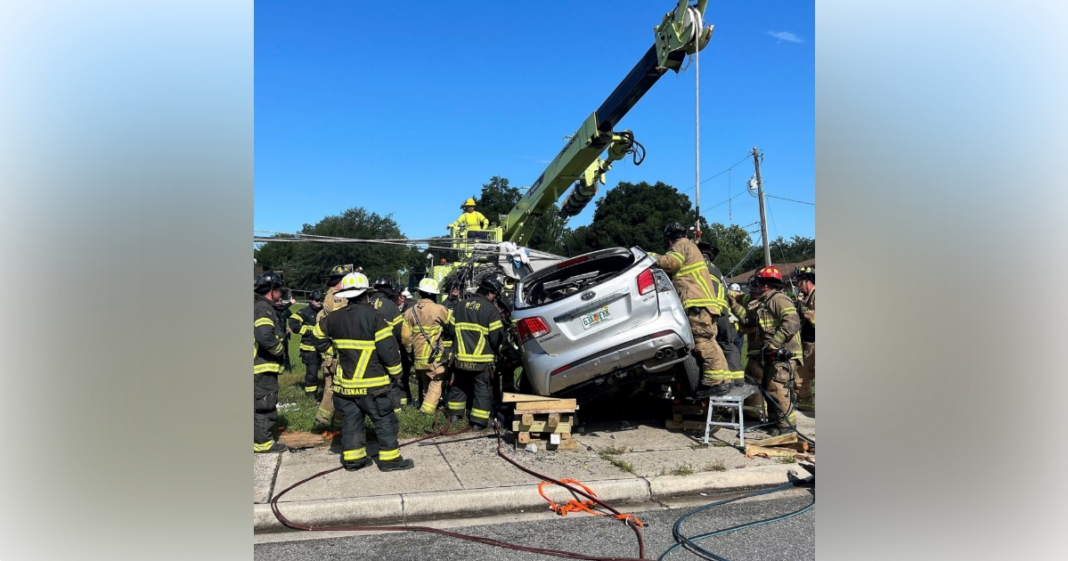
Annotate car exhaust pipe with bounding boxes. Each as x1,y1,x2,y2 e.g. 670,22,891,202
663,347,676,358
655,349,665,360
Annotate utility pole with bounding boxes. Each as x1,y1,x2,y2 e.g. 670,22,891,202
751,147,772,266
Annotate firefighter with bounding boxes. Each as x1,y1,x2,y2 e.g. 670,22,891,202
288,289,325,397
442,280,462,311
371,277,408,411
272,287,296,372
792,266,816,410
401,278,454,415
735,266,803,436
314,264,352,427
447,197,489,232
312,273,413,472
446,276,504,430
699,241,744,387
254,272,288,453
728,283,746,354
651,223,732,397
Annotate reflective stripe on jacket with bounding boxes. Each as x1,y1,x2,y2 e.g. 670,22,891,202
312,302,402,395
450,211,489,230
449,294,503,364
654,238,724,311
401,298,453,370
745,289,802,359
254,293,286,375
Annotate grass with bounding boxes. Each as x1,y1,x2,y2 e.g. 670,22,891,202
778,456,798,464
664,464,695,476
704,461,727,472
274,331,461,439
597,445,635,474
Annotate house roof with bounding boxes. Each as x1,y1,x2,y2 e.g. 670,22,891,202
724,257,815,285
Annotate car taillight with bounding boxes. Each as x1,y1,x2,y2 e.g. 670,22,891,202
517,317,550,344
637,268,655,295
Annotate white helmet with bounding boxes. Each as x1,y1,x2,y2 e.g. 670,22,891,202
417,277,440,295
335,272,370,299
729,283,741,292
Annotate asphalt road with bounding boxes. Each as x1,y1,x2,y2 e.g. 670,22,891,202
254,492,814,561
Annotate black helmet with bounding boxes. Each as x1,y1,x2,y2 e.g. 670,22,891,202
310,289,324,302
254,272,284,294
478,276,503,296
746,275,760,291
326,264,351,284
697,241,720,262
663,222,687,240
374,276,393,289
792,265,815,282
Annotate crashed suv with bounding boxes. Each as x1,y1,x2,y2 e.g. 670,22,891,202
510,247,700,401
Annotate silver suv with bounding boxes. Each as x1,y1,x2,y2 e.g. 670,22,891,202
511,247,698,400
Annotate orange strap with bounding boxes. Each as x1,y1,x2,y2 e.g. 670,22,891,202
537,479,644,527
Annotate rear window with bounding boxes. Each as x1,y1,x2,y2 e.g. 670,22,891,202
516,248,636,309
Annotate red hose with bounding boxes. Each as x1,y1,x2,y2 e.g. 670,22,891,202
269,409,648,560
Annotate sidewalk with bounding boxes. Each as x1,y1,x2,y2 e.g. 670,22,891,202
254,409,815,532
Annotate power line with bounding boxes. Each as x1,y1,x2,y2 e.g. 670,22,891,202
765,194,814,206
679,152,753,194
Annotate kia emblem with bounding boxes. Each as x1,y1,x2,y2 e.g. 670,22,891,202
581,291,595,301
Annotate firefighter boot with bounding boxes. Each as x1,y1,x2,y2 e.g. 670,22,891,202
378,457,415,472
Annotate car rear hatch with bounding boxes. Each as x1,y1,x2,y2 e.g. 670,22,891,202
515,248,659,357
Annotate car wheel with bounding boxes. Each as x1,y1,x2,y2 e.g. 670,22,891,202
682,354,701,396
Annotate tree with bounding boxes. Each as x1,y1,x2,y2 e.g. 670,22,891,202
700,222,756,276
568,181,708,254
254,207,412,291
474,176,520,225
473,175,572,255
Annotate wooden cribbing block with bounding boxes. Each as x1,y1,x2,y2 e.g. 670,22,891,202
515,398,576,412
745,443,797,459
750,433,797,447
517,432,531,445
547,413,560,429
512,420,573,433
522,413,534,426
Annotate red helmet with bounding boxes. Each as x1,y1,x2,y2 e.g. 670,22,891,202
756,266,783,283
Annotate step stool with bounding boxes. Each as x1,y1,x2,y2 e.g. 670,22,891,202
703,383,759,447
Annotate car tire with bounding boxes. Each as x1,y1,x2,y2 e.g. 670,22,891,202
682,354,701,396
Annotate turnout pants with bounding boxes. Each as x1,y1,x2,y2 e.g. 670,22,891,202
742,358,799,428
301,350,321,395
315,356,343,427
688,308,731,386
795,342,816,403
715,314,744,383
447,364,493,427
417,364,447,414
253,374,280,451
333,388,402,468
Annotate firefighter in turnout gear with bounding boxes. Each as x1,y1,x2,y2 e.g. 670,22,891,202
289,290,325,396
254,272,288,453
312,273,414,472
792,266,816,410
447,197,489,231
447,276,504,430
372,277,408,411
401,278,454,415
652,223,732,397
734,266,803,436
314,265,352,427
698,241,744,387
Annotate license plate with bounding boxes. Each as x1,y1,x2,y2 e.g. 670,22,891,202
581,306,611,330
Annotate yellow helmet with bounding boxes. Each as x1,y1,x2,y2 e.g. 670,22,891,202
464,198,477,207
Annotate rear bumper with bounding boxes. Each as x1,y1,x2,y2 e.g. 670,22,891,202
523,330,690,396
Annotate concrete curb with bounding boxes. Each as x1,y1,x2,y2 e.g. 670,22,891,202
254,463,809,533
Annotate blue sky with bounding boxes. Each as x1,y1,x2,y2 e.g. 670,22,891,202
255,1,814,244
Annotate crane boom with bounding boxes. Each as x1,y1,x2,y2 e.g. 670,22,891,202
501,0,713,244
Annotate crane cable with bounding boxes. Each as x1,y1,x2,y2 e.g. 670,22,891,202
693,7,702,240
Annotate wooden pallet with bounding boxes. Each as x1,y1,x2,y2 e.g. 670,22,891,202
504,393,579,451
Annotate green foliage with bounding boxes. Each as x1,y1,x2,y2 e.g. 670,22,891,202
254,207,415,291
477,176,571,255
578,181,705,254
